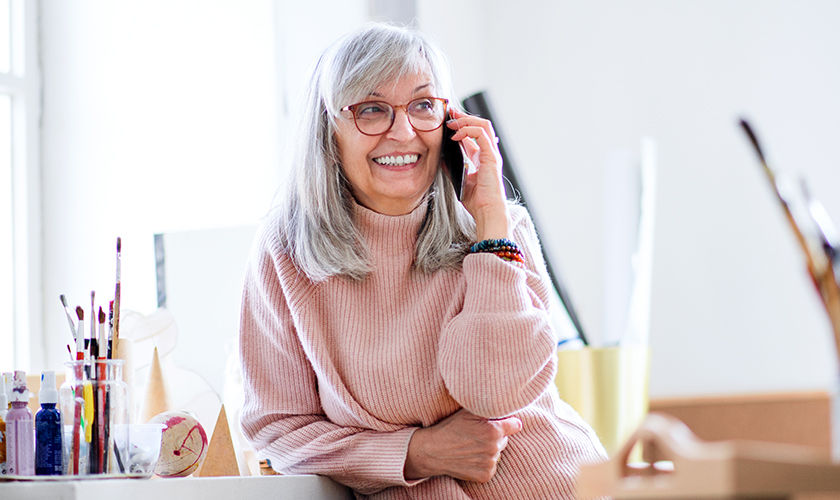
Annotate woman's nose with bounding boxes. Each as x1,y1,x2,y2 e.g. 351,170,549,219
385,108,416,141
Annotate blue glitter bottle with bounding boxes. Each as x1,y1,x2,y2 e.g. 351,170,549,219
35,371,63,475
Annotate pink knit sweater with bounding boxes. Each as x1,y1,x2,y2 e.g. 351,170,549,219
239,200,606,499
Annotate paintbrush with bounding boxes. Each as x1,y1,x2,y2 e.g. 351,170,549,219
90,291,96,352
97,307,108,473
739,118,829,275
73,306,85,474
75,306,85,361
72,397,82,474
88,302,102,473
740,118,840,361
799,178,840,359
59,294,78,341
801,179,840,282
113,237,121,355
107,300,114,359
98,307,107,360
77,305,94,470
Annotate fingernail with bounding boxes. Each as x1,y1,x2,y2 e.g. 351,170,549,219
446,119,457,127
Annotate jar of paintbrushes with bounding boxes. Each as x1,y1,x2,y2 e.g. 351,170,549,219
59,360,128,475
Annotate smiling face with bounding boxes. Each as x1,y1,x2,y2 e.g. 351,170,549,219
335,70,443,215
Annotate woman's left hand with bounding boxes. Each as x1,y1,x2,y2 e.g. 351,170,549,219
446,109,510,240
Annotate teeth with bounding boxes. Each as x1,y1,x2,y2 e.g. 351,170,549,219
374,154,419,166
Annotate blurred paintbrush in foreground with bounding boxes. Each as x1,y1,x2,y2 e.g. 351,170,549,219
739,118,840,361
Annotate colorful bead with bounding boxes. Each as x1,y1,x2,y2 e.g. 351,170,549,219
469,238,525,267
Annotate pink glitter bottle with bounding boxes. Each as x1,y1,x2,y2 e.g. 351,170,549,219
6,370,34,476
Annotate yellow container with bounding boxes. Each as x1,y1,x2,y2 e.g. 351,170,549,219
554,346,650,457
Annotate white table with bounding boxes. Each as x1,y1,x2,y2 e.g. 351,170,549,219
0,475,353,500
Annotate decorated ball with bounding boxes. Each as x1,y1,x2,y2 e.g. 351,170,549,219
149,410,208,477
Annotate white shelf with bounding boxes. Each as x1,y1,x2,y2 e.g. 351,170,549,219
0,474,353,500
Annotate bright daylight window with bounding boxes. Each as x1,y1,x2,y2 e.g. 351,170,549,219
0,91,10,370
0,0,34,370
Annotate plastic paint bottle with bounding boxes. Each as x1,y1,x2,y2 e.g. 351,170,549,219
0,373,8,475
6,370,34,476
36,371,63,475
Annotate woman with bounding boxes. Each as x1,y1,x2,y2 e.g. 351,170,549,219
239,23,606,499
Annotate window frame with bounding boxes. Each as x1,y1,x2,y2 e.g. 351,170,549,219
0,0,41,370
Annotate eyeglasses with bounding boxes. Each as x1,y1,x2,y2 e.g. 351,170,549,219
341,97,449,136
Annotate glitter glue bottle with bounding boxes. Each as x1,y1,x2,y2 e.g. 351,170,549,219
6,370,35,476
0,373,8,475
36,371,63,475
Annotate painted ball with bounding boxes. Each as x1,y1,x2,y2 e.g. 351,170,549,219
149,410,208,477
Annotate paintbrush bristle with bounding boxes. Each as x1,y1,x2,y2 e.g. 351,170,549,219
76,306,84,320
117,237,121,253
99,307,106,324
60,294,68,307
739,118,767,165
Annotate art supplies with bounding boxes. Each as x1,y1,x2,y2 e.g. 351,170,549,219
150,410,208,477
739,119,840,362
90,291,96,355
59,295,77,343
108,301,114,359
140,347,171,423
113,237,122,356
35,371,62,475
195,405,240,477
45,237,132,477
2,237,175,479
97,307,108,474
0,373,8,475
58,359,129,476
74,307,85,362
6,371,34,476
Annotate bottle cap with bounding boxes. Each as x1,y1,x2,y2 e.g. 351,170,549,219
10,370,30,403
39,370,58,405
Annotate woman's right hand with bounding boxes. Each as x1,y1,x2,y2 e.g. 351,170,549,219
404,408,522,483
446,109,510,241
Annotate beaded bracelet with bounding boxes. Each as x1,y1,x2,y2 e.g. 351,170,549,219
469,238,526,266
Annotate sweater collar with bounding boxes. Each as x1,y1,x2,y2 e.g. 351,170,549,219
352,197,429,253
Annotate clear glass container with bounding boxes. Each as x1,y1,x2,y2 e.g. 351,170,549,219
59,360,129,475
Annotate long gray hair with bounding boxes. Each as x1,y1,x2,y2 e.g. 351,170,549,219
276,23,475,281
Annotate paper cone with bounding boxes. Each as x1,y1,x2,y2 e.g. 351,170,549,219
196,404,241,477
140,346,171,422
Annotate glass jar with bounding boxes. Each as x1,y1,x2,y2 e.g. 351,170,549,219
59,360,129,475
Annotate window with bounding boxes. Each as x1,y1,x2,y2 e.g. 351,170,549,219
0,0,39,371
0,92,11,368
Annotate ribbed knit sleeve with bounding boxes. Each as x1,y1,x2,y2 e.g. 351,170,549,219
238,223,426,495
438,205,557,418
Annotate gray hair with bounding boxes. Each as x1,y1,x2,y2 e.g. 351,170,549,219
276,23,475,281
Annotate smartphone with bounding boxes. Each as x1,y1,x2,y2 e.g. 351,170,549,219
442,113,466,200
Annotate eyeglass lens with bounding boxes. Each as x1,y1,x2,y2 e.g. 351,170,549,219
353,98,445,135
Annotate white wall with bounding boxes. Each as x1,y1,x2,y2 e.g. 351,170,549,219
419,0,840,397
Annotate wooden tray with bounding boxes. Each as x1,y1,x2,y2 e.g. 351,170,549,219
577,413,840,499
